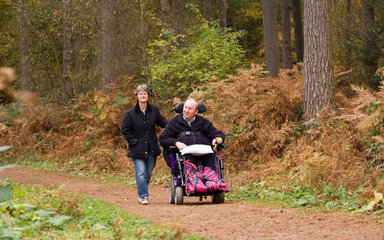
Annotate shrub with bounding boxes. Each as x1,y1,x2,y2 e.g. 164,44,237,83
148,11,246,99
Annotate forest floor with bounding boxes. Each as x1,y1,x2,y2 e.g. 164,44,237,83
1,167,383,240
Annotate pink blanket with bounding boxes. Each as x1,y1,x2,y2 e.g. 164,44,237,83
185,160,229,195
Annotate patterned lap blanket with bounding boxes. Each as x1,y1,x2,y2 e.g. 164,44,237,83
185,160,229,195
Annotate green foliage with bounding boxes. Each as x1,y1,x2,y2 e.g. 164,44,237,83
331,0,384,89
0,1,18,67
0,183,72,239
112,91,130,109
225,125,246,141
28,0,99,96
293,119,321,135
228,0,263,58
368,100,381,114
0,181,187,239
148,15,246,98
0,102,22,125
228,181,361,211
319,186,360,211
302,119,319,129
292,185,316,207
366,141,384,165
84,133,96,147
0,185,13,202
15,155,55,170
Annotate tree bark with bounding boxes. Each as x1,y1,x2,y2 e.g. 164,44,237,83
361,0,378,88
62,0,74,98
304,0,334,119
345,0,352,70
100,0,116,91
281,0,293,69
73,2,82,77
160,0,172,29
291,0,304,63
17,0,32,91
172,0,186,35
217,0,227,29
139,0,149,80
261,0,279,77
200,0,212,22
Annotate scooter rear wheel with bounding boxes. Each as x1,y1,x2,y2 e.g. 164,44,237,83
168,179,175,204
175,186,184,205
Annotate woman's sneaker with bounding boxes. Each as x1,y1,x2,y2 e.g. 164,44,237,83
138,197,149,205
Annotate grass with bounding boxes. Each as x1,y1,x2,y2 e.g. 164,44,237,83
2,154,383,219
0,180,206,239
0,153,173,187
226,180,370,214
0,153,137,186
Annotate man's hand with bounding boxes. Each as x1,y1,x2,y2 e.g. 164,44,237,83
212,137,223,151
175,141,188,150
212,137,223,146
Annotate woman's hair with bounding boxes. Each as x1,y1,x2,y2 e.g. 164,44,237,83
135,84,149,95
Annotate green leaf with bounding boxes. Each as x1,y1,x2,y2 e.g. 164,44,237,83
46,215,72,227
35,209,56,219
12,203,36,210
0,185,13,202
297,198,309,206
0,228,22,239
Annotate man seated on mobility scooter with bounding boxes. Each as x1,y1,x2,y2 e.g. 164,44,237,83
160,98,228,204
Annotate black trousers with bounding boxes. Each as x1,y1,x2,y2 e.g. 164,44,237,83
183,153,216,171
163,150,216,170
162,149,172,167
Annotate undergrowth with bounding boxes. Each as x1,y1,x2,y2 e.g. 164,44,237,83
0,180,202,239
2,64,384,210
227,181,363,212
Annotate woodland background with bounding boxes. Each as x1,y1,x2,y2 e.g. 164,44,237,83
1,0,384,208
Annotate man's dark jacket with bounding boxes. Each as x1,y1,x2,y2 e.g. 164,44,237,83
159,114,225,149
121,103,167,159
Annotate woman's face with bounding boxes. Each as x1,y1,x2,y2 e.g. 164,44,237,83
137,90,148,103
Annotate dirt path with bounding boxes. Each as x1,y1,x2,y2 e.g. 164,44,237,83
1,167,383,240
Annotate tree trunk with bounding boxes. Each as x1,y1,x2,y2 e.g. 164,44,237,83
291,0,304,63
139,0,149,81
200,0,212,22
361,0,378,89
62,0,74,99
304,0,333,119
17,0,32,91
172,0,186,35
160,0,172,29
345,0,352,70
281,0,293,69
73,2,82,78
217,0,227,29
261,0,279,77
100,0,116,91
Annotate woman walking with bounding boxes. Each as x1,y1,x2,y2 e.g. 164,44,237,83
121,84,167,205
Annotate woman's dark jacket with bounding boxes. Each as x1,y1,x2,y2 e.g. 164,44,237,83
159,114,225,149
121,103,167,159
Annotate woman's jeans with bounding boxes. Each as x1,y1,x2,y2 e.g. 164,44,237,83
133,155,156,198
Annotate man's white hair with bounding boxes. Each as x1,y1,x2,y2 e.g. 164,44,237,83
185,98,198,109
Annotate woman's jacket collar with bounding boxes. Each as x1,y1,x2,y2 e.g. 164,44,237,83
134,101,153,113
